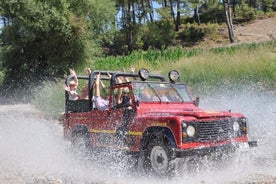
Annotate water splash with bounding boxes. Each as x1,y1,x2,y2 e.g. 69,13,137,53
196,86,276,183
0,85,275,183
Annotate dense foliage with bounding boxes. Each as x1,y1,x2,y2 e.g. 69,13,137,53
0,0,275,100
0,0,115,99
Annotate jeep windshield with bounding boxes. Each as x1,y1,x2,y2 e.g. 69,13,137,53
132,82,192,102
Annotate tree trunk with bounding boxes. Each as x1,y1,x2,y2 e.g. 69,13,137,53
176,0,181,31
223,0,235,43
147,0,154,23
126,0,134,53
163,0,168,7
132,0,136,24
169,0,176,25
194,5,201,25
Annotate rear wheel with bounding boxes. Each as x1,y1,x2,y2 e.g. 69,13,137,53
71,132,91,158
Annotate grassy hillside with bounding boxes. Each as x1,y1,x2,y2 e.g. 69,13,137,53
92,42,275,88
32,41,275,118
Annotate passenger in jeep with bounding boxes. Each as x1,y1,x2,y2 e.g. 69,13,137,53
94,73,110,110
64,69,79,100
94,67,134,110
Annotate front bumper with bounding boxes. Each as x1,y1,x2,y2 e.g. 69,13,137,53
175,141,257,158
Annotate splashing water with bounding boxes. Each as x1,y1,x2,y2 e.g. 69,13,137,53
175,86,276,184
0,86,275,184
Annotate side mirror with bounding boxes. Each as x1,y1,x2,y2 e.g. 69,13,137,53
194,97,200,106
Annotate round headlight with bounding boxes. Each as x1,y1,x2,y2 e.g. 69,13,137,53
138,68,150,81
233,121,240,132
168,70,180,83
187,126,195,137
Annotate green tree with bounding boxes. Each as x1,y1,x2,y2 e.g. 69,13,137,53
260,0,274,12
115,0,144,53
0,0,116,100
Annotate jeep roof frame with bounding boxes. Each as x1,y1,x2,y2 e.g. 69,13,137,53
64,69,168,112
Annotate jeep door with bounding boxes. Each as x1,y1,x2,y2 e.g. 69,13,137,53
88,109,112,146
106,85,136,147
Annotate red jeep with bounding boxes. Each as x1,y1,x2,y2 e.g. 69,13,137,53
62,68,257,174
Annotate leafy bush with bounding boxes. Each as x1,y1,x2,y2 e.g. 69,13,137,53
235,2,257,21
141,20,176,50
179,23,219,44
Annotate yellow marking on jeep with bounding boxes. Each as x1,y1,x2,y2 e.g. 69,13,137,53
90,129,116,134
128,131,142,136
151,122,167,126
90,129,142,136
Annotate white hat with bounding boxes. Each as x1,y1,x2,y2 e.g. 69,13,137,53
69,81,77,86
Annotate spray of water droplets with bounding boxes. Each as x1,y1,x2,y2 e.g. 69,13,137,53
0,86,275,184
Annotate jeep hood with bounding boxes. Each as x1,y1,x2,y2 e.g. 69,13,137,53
136,103,239,119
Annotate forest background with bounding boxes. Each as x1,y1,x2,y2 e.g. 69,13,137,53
0,0,275,106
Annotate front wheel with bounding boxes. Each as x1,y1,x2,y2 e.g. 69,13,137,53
150,145,170,174
142,136,176,175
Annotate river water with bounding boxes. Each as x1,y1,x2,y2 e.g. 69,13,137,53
0,87,275,184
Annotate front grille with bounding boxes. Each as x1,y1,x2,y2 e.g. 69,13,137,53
196,119,233,142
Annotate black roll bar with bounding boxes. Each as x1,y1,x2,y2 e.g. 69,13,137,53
111,72,166,86
64,69,167,112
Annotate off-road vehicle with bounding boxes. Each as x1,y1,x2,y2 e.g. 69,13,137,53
62,68,257,174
